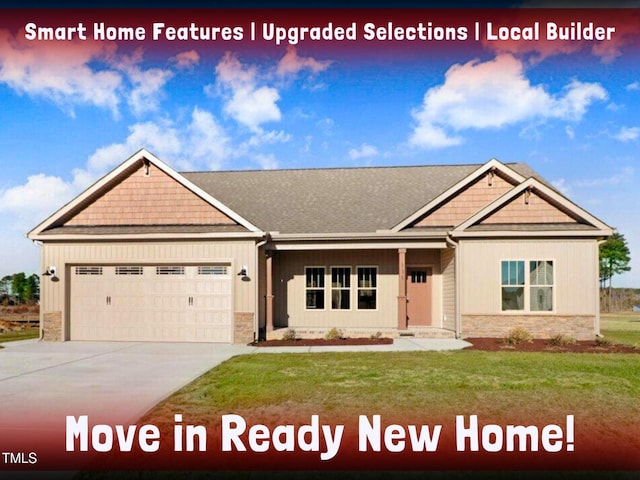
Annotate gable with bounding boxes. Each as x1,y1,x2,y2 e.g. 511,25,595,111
412,170,517,227
63,161,237,227
479,189,578,225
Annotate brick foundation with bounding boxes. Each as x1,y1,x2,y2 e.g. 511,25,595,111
42,311,62,341
462,315,595,341
234,312,255,344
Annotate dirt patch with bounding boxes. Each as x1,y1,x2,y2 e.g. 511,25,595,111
464,337,639,353
251,337,394,347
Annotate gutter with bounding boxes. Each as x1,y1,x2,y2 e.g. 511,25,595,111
445,233,461,339
255,236,269,342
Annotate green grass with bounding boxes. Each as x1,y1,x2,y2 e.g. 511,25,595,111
601,312,640,347
0,327,39,344
144,350,640,441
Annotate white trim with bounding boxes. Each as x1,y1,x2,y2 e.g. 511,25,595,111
270,242,449,251
29,231,265,241
451,229,612,239
453,177,613,234
27,148,261,238
391,159,526,232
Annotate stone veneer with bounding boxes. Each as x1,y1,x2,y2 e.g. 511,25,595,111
234,312,255,344
462,315,595,341
42,311,62,341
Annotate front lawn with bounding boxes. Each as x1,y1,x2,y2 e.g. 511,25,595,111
601,312,640,347
0,326,39,344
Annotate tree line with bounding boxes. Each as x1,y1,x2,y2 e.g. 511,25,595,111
0,273,40,305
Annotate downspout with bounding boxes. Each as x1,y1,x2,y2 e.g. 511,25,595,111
445,233,461,339
255,236,268,343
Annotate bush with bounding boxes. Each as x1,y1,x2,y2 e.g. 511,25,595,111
370,331,382,340
595,336,612,347
281,329,297,341
502,327,533,346
548,334,577,347
324,327,345,340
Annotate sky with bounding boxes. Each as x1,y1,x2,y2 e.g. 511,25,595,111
0,7,639,287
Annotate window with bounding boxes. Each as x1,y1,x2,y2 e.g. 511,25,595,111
156,266,185,275
530,260,553,311
501,260,553,312
115,266,143,275
305,267,325,309
331,267,351,310
198,266,228,276
75,266,102,275
501,261,524,310
357,267,377,310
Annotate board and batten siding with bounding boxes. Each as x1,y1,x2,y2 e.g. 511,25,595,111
458,239,598,316
40,240,257,339
273,248,443,330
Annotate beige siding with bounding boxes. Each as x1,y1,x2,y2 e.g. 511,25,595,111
273,249,442,330
40,240,256,341
441,248,456,332
415,172,514,227
458,239,598,316
65,163,236,226
480,190,577,224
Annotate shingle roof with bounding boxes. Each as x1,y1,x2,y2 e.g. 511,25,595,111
182,162,540,234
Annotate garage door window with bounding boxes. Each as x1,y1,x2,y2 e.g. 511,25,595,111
116,266,144,275
75,266,103,275
198,266,228,275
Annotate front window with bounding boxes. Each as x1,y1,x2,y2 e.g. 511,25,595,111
331,267,351,310
357,267,377,310
501,261,524,310
305,267,325,309
501,260,554,312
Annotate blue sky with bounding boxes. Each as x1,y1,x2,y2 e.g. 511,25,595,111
1,8,639,287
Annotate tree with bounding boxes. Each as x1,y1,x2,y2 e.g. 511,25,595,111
599,232,632,311
24,274,40,303
10,272,26,304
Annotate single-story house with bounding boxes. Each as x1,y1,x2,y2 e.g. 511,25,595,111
28,149,613,343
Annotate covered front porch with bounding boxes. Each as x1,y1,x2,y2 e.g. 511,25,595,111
258,239,457,340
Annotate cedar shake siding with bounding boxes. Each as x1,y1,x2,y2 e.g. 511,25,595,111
65,163,237,227
480,190,578,225
414,171,515,227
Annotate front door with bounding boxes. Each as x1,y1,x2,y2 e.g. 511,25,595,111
406,267,432,326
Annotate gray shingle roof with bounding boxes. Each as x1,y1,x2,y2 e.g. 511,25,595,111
183,162,540,234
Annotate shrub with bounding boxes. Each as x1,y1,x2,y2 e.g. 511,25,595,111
324,327,345,340
595,336,612,347
281,329,297,341
502,327,533,346
370,331,382,340
548,334,577,347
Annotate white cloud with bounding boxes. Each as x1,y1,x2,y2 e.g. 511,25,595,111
276,46,332,77
254,153,278,170
565,125,575,139
0,28,122,116
410,55,607,149
213,52,281,132
611,126,640,142
171,50,200,69
626,81,640,91
348,143,379,160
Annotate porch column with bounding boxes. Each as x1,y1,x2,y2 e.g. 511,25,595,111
397,248,407,330
266,251,274,333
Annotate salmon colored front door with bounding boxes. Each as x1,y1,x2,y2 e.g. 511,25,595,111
406,267,432,326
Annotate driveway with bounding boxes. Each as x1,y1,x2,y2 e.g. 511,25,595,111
0,340,253,433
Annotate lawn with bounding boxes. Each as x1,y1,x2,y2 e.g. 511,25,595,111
0,326,39,344
601,312,640,347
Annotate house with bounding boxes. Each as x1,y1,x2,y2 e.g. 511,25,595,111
27,149,613,344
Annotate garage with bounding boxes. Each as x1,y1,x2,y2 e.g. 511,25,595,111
70,264,233,342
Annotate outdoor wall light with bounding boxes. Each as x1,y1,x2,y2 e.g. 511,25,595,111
42,266,56,277
237,265,249,277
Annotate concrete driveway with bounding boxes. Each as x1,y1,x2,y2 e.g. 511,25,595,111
0,339,253,433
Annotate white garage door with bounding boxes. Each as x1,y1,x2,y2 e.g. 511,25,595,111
70,265,233,342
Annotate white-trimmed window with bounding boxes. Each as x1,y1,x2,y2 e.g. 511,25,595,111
198,266,228,276
357,266,377,310
305,267,325,310
529,260,553,311
331,267,351,310
156,266,185,275
501,260,553,312
115,266,144,275
75,266,103,275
